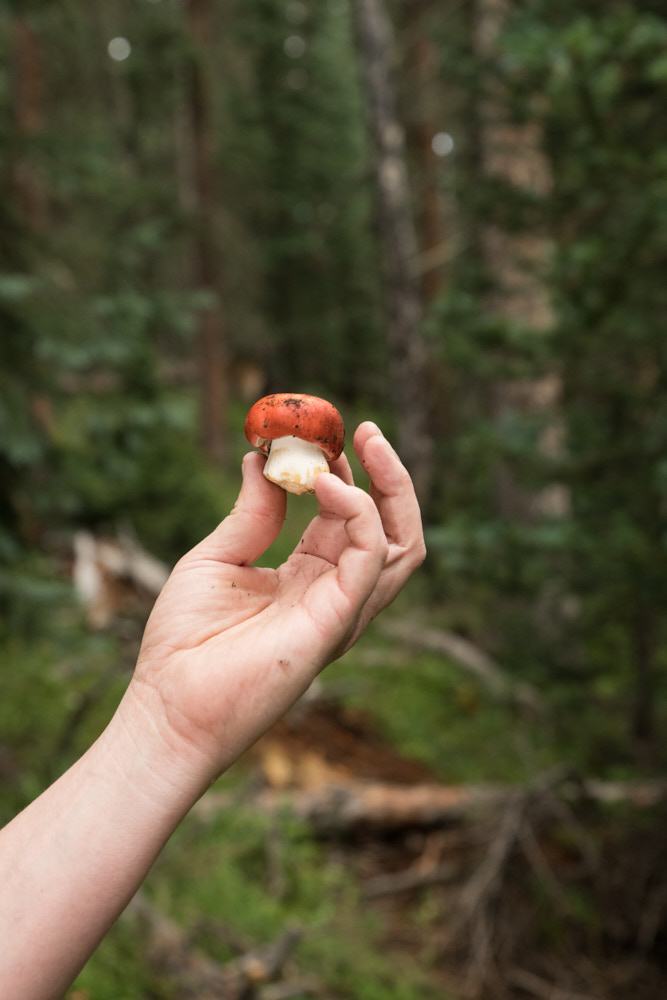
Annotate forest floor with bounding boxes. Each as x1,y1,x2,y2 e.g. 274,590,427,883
58,531,667,1000
238,696,667,1000
62,653,667,1000
52,674,667,1000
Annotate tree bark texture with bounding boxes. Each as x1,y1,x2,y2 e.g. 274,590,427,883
352,0,434,504
11,14,48,230
196,773,667,837
632,605,656,768
400,0,449,303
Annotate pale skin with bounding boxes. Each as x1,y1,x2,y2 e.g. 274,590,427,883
0,421,426,1000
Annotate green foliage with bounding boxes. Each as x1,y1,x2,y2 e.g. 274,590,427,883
421,0,667,767
71,804,444,1000
0,621,127,823
0,2,243,582
2,0,667,993
48,389,229,562
236,0,387,397
67,918,156,1000
0,0,387,583
503,0,667,750
332,638,560,783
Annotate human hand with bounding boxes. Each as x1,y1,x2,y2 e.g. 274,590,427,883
0,424,423,1000
122,422,425,789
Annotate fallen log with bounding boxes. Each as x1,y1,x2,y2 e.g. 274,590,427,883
73,529,169,628
257,780,506,834
196,780,517,836
196,773,667,837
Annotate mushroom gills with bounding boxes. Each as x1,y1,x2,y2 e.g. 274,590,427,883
263,435,330,494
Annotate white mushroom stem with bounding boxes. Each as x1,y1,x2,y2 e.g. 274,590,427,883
263,435,330,495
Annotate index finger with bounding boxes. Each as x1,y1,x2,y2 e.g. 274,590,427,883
353,422,425,557
190,451,287,567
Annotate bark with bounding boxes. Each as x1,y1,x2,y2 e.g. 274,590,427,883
196,772,667,836
411,119,448,302
199,779,506,834
11,13,48,230
72,529,170,629
184,0,229,463
632,605,656,768
352,0,434,504
400,0,448,303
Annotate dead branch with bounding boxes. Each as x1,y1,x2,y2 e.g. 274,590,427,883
459,792,524,916
126,891,302,999
260,980,321,1000
378,618,543,713
364,859,461,899
518,818,573,916
195,773,667,837
444,791,526,990
252,781,507,834
73,529,169,628
638,877,667,953
581,777,667,808
508,967,598,1000
441,768,602,992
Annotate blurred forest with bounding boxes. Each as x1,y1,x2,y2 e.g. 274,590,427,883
2,0,667,997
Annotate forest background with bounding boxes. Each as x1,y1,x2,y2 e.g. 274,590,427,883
2,0,667,997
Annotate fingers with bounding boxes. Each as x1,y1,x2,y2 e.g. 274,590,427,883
298,423,425,581
193,452,287,566
328,450,355,487
354,423,425,565
291,453,354,564
311,473,388,610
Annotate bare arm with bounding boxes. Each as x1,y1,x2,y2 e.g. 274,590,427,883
0,422,425,1000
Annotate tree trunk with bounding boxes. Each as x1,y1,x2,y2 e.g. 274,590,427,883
632,606,656,768
196,772,667,836
466,0,563,523
400,0,449,304
11,13,48,230
352,0,433,505
184,0,229,463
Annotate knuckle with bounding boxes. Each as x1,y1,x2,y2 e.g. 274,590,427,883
408,537,427,570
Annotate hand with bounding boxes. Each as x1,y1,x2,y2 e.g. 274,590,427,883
0,423,424,1000
123,422,425,785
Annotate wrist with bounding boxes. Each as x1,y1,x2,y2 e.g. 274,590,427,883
0,680,210,1000
104,681,215,818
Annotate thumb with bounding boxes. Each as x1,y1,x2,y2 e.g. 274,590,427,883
192,452,287,567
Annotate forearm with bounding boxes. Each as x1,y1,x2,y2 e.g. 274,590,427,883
0,425,423,1000
0,690,206,1000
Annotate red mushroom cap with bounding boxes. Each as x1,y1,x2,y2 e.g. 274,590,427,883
244,393,345,461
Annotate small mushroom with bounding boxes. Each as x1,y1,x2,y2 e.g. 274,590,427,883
244,393,345,494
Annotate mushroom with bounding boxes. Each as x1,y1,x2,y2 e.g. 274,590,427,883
244,393,345,494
